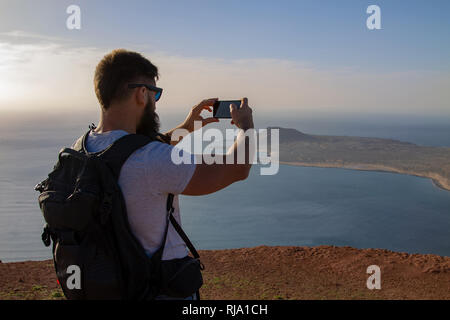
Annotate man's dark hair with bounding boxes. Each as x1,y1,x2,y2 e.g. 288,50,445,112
94,49,159,110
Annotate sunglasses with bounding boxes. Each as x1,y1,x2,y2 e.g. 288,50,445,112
128,83,163,102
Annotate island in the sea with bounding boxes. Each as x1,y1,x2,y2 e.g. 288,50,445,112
266,127,450,191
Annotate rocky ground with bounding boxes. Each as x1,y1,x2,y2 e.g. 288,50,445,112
1,245,449,300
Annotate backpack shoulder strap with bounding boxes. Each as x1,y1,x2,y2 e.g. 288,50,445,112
160,194,204,267
167,194,201,260
97,133,157,180
74,128,159,179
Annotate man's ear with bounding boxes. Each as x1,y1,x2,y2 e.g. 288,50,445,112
134,86,147,107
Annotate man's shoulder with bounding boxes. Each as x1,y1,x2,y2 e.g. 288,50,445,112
132,139,173,159
69,132,182,168
70,130,165,151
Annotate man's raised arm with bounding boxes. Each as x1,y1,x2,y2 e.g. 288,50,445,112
182,98,254,196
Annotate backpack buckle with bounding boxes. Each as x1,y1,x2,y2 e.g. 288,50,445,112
34,179,48,193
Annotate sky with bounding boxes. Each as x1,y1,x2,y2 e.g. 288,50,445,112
0,0,449,120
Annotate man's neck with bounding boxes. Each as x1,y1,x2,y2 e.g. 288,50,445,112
94,123,135,134
94,106,137,134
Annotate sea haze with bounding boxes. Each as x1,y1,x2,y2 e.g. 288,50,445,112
0,111,449,262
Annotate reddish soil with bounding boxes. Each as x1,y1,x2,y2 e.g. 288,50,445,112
1,245,449,300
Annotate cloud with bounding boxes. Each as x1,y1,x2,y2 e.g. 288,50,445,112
153,54,450,117
0,30,68,42
0,36,449,118
0,41,101,112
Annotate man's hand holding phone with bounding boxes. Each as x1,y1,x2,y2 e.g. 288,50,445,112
230,98,254,130
181,98,220,133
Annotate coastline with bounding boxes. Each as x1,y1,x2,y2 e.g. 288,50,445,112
280,161,450,192
1,245,449,300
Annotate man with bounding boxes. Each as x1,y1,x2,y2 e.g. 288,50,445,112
72,49,254,299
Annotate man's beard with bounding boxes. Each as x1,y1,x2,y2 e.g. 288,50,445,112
136,100,160,137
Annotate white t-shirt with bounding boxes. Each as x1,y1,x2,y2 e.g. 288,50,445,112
72,130,196,260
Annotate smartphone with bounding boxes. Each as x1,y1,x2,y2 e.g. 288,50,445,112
213,100,241,118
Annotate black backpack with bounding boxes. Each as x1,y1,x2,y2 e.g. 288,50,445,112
34,128,203,300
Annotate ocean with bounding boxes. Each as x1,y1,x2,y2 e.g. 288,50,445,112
1,112,449,262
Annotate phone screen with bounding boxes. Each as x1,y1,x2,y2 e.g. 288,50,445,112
213,100,241,118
